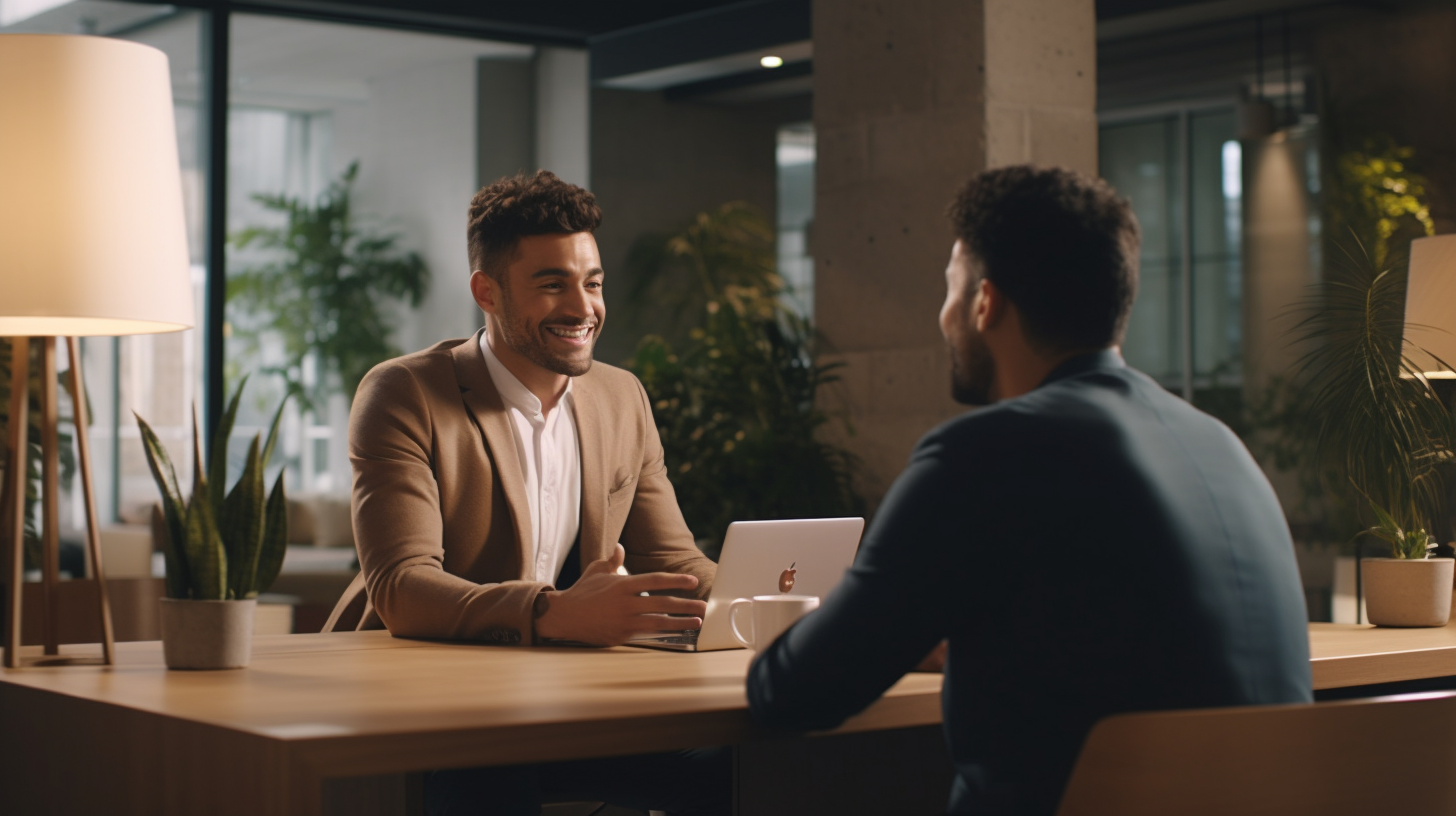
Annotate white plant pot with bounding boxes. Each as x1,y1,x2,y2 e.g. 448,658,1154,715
1362,558,1455,628
159,598,257,669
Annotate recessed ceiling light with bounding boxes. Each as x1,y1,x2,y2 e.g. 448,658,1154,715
760,55,784,69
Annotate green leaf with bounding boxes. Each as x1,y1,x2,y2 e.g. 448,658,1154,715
135,414,189,599
221,433,266,599
182,488,228,600
186,405,227,599
209,375,247,511
249,471,289,598
260,389,289,468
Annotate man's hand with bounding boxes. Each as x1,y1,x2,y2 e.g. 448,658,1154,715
534,544,707,646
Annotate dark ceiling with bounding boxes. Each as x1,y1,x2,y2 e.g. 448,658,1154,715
166,0,1229,47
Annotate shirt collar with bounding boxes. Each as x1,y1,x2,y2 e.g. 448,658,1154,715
1039,348,1126,388
479,330,573,421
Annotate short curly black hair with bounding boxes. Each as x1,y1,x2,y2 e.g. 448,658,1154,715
467,170,602,282
948,166,1140,351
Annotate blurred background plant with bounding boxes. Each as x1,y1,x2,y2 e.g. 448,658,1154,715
227,161,429,415
1243,136,1445,549
624,202,862,558
0,338,77,572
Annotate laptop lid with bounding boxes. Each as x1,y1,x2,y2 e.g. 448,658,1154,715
694,517,864,651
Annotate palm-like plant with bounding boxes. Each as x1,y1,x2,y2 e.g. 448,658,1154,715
1290,237,1455,554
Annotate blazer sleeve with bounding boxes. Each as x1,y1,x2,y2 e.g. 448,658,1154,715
350,362,547,645
618,375,716,600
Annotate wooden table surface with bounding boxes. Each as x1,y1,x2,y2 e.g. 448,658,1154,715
1,629,943,772
1309,619,1456,690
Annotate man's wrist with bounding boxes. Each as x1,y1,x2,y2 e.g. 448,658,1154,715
532,590,556,642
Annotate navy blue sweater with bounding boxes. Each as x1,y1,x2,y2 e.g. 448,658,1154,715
746,350,1312,816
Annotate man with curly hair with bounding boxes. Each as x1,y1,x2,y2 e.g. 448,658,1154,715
745,165,1313,816
328,170,727,815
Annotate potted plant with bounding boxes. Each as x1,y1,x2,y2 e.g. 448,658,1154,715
135,378,288,669
622,203,862,558
1359,501,1453,627
1288,232,1454,626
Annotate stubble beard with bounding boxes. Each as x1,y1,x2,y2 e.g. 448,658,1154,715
949,327,995,406
496,296,597,378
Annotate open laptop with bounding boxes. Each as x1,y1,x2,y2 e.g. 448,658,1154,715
628,517,864,652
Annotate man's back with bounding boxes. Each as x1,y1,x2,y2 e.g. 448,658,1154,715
746,350,1312,815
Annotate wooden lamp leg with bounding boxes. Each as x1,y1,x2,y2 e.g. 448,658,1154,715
66,337,114,665
39,338,61,656
4,337,30,669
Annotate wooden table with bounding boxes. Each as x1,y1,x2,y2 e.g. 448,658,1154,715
1310,619,1456,690
0,631,945,816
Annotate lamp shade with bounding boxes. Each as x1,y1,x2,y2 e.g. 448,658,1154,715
0,34,193,336
1403,234,1456,376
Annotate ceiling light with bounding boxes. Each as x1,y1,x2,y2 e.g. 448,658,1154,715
760,55,784,69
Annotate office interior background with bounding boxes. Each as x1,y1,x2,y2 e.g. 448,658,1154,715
4,0,1453,625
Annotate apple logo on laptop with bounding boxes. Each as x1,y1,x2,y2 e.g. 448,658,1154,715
779,562,797,593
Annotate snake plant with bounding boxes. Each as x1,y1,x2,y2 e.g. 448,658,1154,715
135,377,288,600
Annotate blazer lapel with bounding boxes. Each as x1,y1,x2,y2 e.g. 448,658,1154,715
572,372,609,565
450,330,533,572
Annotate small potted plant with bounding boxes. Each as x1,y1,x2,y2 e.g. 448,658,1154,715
1359,501,1454,627
136,378,288,669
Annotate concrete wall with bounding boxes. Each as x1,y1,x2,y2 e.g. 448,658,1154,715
589,88,782,364
812,0,1097,505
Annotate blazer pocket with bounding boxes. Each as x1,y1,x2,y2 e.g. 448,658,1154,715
607,468,637,505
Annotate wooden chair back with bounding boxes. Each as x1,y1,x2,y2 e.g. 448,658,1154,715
1056,692,1456,816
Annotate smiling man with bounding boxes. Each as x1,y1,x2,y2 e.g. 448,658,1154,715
328,170,726,816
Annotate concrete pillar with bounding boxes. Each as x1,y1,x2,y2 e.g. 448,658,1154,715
1241,138,1316,402
535,47,591,189
813,0,1097,504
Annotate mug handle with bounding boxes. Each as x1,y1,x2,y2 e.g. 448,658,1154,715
728,598,755,648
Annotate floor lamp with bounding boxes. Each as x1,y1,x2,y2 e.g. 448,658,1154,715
1404,235,1456,380
0,35,195,668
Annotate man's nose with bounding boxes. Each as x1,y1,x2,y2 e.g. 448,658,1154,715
560,283,594,319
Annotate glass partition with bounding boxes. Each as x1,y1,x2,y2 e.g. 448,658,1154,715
224,14,531,497
1099,108,1242,408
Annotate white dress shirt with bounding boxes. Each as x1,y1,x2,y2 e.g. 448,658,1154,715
480,331,582,585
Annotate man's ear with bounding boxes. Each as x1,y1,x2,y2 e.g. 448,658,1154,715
972,277,1006,332
469,271,498,316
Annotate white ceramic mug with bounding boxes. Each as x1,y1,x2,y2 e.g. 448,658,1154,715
728,595,820,650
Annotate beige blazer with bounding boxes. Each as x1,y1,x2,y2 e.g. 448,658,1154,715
325,329,715,644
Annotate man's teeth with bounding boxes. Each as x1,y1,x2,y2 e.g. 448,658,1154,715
547,326,591,338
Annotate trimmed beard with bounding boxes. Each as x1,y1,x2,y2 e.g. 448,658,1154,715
949,326,995,405
495,297,596,378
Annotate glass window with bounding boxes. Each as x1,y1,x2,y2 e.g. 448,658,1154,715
776,123,815,320
1099,108,1243,409
224,15,532,496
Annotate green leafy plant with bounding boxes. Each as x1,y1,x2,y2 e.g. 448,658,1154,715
1285,236,1455,548
1244,138,1442,547
1362,499,1438,560
624,203,862,558
1325,136,1435,272
228,161,429,413
135,377,288,600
